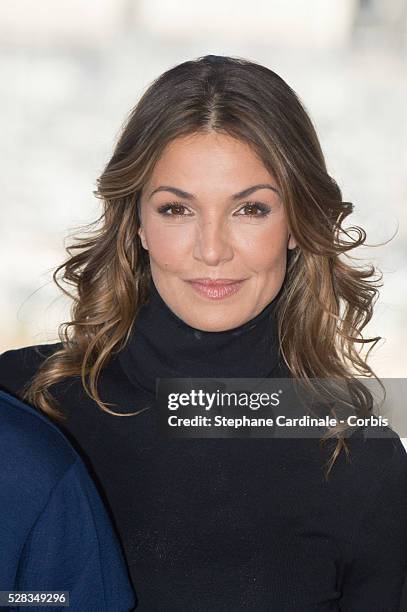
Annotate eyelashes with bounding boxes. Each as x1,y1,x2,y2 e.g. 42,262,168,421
156,201,272,219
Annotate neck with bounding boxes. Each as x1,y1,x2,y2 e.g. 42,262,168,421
118,277,286,396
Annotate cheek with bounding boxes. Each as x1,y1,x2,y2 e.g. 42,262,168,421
234,222,288,270
144,223,191,266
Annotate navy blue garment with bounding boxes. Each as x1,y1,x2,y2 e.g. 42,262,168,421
0,277,407,610
0,388,136,611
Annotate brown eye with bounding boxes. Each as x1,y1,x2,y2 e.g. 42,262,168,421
236,202,271,217
157,203,192,216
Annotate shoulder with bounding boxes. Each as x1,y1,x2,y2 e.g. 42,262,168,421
346,425,407,479
337,429,407,606
0,387,78,517
0,389,136,607
326,425,407,505
0,342,62,397
356,430,407,520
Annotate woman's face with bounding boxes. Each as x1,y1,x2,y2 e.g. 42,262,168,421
138,131,297,332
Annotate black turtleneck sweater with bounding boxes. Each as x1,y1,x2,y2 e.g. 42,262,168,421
0,278,407,611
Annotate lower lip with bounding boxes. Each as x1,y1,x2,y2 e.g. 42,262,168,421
187,280,245,300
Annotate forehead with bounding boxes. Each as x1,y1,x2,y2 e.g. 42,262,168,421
147,132,274,190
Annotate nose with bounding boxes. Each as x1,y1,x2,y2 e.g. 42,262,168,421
192,217,234,266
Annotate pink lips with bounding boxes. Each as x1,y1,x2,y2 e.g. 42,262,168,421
186,278,246,300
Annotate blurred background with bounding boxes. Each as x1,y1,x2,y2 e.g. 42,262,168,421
0,2,406,371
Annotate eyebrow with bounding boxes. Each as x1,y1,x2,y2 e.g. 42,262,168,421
148,183,280,200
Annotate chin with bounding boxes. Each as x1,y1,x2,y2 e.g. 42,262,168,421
186,310,246,333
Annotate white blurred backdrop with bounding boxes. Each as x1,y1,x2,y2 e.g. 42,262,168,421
1,0,406,381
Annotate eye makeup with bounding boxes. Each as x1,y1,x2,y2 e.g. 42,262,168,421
156,201,272,218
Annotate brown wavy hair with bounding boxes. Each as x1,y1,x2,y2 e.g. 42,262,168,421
22,54,387,480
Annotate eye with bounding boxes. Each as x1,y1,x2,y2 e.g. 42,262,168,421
156,202,192,217
156,201,272,218
235,202,271,217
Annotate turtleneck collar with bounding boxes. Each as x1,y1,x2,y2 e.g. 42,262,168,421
118,277,286,396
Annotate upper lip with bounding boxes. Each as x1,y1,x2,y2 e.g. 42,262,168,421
186,278,246,285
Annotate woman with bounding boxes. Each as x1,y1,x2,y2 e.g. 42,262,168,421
0,388,136,611
1,54,406,610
